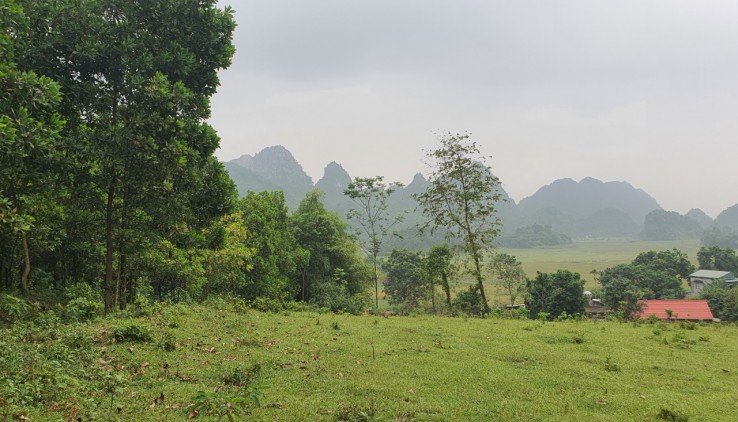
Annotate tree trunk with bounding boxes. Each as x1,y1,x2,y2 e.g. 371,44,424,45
431,277,435,313
104,180,116,314
442,272,451,307
373,258,379,309
21,231,30,295
472,251,490,314
117,251,127,310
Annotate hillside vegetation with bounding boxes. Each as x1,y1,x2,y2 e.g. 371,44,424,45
4,302,737,421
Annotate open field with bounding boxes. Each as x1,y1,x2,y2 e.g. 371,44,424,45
500,238,703,285
6,302,738,421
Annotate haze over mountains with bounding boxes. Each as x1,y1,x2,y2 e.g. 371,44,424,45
224,145,737,247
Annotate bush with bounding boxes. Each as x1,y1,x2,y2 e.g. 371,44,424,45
452,286,486,316
63,296,102,323
249,297,284,313
0,294,31,323
112,324,152,343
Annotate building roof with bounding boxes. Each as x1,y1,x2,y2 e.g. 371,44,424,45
689,270,733,279
638,300,715,321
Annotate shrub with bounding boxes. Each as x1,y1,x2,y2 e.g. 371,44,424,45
452,286,486,316
63,296,102,323
112,324,152,343
0,294,30,323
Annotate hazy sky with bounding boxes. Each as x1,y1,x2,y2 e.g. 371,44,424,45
210,1,738,217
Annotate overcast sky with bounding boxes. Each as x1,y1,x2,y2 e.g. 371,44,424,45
210,1,738,217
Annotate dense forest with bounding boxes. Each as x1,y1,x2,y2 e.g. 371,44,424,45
0,0,374,314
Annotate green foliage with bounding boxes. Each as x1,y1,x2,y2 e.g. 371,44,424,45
632,249,694,280
382,248,427,311
223,364,261,387
697,246,738,273
293,190,372,312
111,324,152,343
237,191,299,302
721,287,738,322
11,0,237,311
599,249,691,310
158,331,177,352
0,293,30,323
525,270,585,319
489,252,526,306
415,132,504,313
344,176,403,308
452,286,486,316
425,243,456,310
59,283,102,323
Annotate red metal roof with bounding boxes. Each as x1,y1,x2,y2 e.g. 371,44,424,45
638,300,714,321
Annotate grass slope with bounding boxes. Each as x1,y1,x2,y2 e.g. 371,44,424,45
9,302,738,421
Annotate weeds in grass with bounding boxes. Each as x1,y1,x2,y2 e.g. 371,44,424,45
657,408,689,421
223,364,261,387
604,356,621,372
336,401,377,421
158,331,177,352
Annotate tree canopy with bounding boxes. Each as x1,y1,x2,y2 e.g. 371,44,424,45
415,132,504,313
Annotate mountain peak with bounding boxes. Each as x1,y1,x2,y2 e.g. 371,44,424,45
227,145,313,208
316,162,351,193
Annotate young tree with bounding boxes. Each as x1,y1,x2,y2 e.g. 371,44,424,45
382,248,427,311
525,270,585,319
415,132,504,314
489,253,526,306
425,244,455,311
344,176,403,308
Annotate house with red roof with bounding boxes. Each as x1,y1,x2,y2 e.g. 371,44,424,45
638,300,715,321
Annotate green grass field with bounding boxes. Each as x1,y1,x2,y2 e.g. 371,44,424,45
11,303,738,421
500,238,702,285
3,238,721,421
445,238,701,306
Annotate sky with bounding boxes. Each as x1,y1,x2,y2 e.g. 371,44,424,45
209,1,738,218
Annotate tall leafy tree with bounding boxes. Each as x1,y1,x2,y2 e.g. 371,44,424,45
383,248,427,311
525,270,585,319
17,0,236,311
344,176,403,308
697,246,738,273
0,0,64,293
489,253,526,306
415,132,504,314
238,191,299,303
632,249,694,280
292,190,371,311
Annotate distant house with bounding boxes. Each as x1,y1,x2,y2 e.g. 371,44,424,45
638,299,715,321
688,270,738,295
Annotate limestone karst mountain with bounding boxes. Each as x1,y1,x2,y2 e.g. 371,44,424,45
686,208,713,229
223,145,725,245
227,145,313,208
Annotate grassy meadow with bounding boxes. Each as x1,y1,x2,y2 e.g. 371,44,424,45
3,237,725,421
8,302,738,421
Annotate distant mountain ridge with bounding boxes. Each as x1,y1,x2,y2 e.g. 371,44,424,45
518,177,661,224
222,145,735,246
